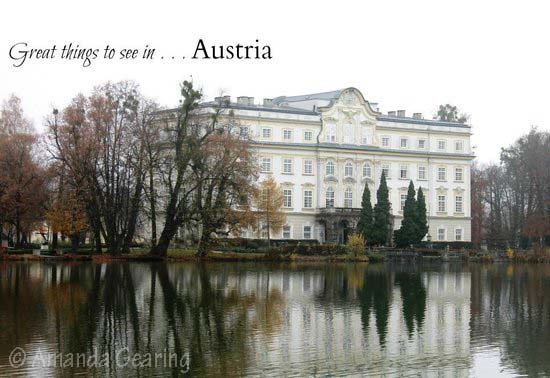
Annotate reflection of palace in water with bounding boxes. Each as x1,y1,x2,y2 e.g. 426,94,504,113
202,265,472,377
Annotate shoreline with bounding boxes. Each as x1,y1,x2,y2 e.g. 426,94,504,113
2,251,549,263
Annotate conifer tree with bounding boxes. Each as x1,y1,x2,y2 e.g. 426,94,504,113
371,172,392,246
357,184,373,243
416,186,429,242
394,181,418,247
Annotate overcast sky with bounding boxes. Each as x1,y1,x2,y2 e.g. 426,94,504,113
1,0,549,162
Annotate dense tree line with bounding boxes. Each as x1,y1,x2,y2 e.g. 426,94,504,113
471,128,549,249
1,81,259,257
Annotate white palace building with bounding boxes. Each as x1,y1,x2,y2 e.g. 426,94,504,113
212,88,473,244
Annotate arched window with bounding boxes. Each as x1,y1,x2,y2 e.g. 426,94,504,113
344,187,353,208
345,161,353,177
326,160,335,176
326,187,335,208
362,162,372,178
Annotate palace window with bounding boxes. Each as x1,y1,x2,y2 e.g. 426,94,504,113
418,166,427,180
418,139,426,149
283,226,291,239
455,195,463,213
304,190,313,208
361,127,369,144
260,157,272,173
344,187,353,208
455,228,463,241
344,123,353,144
455,140,463,152
438,140,446,151
438,228,446,241
381,136,390,147
303,226,312,239
326,123,336,142
326,161,335,176
283,189,293,208
400,165,408,179
362,162,372,178
261,225,269,239
400,138,408,148
303,159,313,175
282,158,293,174
239,126,249,138
283,129,292,141
326,187,335,208
455,167,464,182
262,128,272,139
400,194,407,211
438,195,447,212
438,167,447,181
304,130,313,141
345,162,353,177
382,163,390,178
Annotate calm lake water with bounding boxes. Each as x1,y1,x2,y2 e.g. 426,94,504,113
0,262,549,377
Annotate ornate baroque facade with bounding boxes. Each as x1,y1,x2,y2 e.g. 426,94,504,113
209,88,473,243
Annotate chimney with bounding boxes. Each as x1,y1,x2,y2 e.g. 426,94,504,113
413,112,423,119
263,98,273,107
237,96,248,105
397,110,406,117
388,110,396,116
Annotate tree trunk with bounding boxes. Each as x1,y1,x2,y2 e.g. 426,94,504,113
70,233,79,254
52,231,58,252
149,168,157,246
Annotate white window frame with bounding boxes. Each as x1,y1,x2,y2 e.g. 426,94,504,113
438,167,447,181
363,162,372,178
437,228,446,241
303,159,313,175
326,161,335,176
283,129,292,141
304,130,313,142
381,136,390,147
418,139,426,149
344,123,353,144
361,127,369,145
438,195,447,212
400,164,408,179
345,161,353,177
260,157,272,173
262,128,272,139
303,190,313,208
344,187,353,208
303,225,312,239
326,187,335,208
455,167,464,182
239,126,249,138
438,140,447,151
455,228,463,241
326,124,336,142
418,166,427,180
455,140,464,152
400,194,407,211
283,225,291,239
455,195,463,213
282,158,293,174
400,137,408,148
382,163,390,178
283,189,293,208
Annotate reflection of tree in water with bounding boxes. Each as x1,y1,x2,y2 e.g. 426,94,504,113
394,272,426,336
356,264,393,346
470,264,550,377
